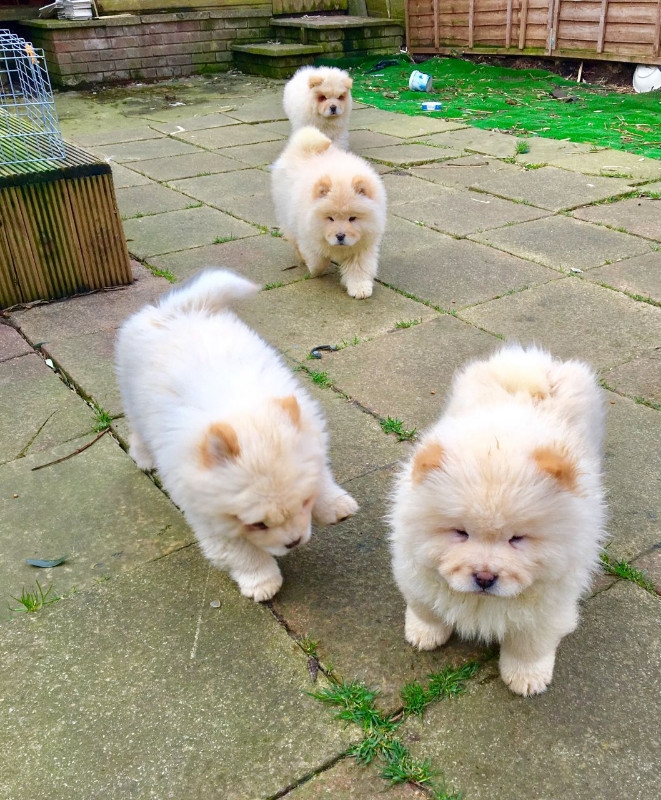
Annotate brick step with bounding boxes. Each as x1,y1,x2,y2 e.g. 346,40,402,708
231,42,324,79
271,14,403,56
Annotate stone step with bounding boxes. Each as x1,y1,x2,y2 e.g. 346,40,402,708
271,14,404,56
231,42,324,79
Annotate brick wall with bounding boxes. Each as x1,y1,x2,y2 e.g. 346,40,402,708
20,8,273,87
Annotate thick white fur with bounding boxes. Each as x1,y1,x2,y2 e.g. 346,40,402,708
271,126,387,300
283,65,353,150
115,269,358,602
389,344,607,696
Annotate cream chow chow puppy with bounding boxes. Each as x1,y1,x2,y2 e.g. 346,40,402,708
283,65,353,149
115,269,358,602
271,126,386,299
389,344,607,696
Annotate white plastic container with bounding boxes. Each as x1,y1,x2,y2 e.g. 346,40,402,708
409,70,432,92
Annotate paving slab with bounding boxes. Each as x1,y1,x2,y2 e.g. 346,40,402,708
471,214,651,271
602,349,661,407
0,433,193,618
352,112,467,138
238,275,439,362
410,154,520,190
7,264,169,342
460,277,661,370
0,352,96,461
0,324,30,361
361,143,463,166
0,546,354,798
122,206,259,259
287,757,427,799
382,170,457,205
70,125,164,147
110,162,153,188
548,148,661,182
148,235,308,285
147,111,242,134
173,123,283,149
391,188,551,237
403,582,661,800
115,183,194,219
222,138,286,167
418,127,521,158
225,92,288,123
380,216,556,309
573,196,661,241
468,165,634,211
96,136,201,163
125,150,246,181
513,136,597,165
348,128,402,153
633,550,661,595
587,250,661,305
320,315,499,431
169,169,277,228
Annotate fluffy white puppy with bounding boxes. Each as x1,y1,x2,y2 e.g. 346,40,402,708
283,65,353,149
389,344,607,696
115,269,358,602
271,126,386,300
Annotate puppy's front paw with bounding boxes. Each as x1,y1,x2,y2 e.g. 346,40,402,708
405,606,453,651
129,433,155,471
236,570,283,603
313,491,359,525
499,652,555,696
345,279,373,300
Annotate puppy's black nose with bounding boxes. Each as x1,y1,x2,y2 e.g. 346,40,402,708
474,571,497,590
285,537,302,550
335,232,346,243
329,105,337,114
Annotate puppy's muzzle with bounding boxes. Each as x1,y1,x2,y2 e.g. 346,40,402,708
335,233,346,244
329,105,337,115
473,571,497,591
285,537,302,550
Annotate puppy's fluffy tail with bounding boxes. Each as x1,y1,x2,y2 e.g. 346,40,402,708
157,268,260,316
287,126,332,157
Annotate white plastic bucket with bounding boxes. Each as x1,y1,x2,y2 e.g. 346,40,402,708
409,70,432,92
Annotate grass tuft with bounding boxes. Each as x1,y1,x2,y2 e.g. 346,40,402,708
395,318,422,329
307,370,332,388
380,416,417,442
9,580,59,613
600,552,656,594
92,405,113,432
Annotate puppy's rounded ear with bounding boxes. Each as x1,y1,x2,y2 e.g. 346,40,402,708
343,76,353,90
199,421,240,468
412,441,444,484
352,176,375,199
308,75,324,88
532,445,578,492
275,395,301,428
313,175,332,198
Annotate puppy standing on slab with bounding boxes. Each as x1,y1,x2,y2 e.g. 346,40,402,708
271,126,387,300
283,65,353,150
115,269,358,602
389,344,607,696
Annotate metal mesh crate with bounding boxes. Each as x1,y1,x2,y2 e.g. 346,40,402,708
0,29,66,166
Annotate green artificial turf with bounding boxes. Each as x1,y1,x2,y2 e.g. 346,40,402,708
321,55,661,160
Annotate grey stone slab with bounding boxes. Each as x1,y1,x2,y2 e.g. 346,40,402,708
0,324,30,361
348,128,402,153
513,136,597,166
71,125,164,147
115,183,193,219
173,123,282,149
274,468,484,708
238,275,439,363
601,395,661,558
573,196,661,242
460,278,661,370
41,330,122,417
549,149,661,182
380,216,556,310
225,94,288,123
147,235,308,285
602,349,661,407
0,434,193,618
0,546,353,798
169,169,277,228
147,112,242,134
641,181,661,195
8,265,169,342
404,582,661,800
391,188,551,237
287,758,427,799
382,170,454,205
258,119,291,137
110,162,152,188
418,127,521,158
633,550,661,595
320,315,499,431
588,250,661,305
472,215,651,271
222,138,286,167
352,111,468,138
126,150,245,181
410,154,519,190
123,206,259,258
362,143,462,167
467,165,634,211
97,137,201,163
0,353,96,461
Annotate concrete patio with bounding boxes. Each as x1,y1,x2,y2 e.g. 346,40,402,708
0,71,659,799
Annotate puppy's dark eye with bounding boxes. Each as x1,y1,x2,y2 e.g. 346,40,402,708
248,521,269,532
509,535,524,545
338,94,345,101
318,95,327,102
453,530,469,540
349,216,357,222
327,216,334,222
